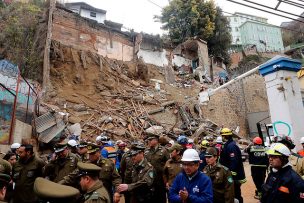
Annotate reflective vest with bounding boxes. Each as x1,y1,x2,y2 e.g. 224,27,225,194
102,146,117,164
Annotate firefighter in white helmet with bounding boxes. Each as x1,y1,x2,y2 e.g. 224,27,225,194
261,143,304,203
168,149,213,203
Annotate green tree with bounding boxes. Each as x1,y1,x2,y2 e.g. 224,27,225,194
0,2,45,81
157,0,216,45
207,7,232,65
157,0,232,64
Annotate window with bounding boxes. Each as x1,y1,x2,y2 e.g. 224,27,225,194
90,12,96,17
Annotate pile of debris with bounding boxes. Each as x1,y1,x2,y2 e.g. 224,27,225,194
36,45,226,146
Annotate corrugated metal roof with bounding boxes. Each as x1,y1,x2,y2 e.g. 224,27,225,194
35,112,57,133
38,121,65,143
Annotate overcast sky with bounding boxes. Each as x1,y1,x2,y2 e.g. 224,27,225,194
66,0,304,35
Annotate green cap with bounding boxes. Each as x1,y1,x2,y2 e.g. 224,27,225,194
54,142,67,153
169,144,183,152
130,142,145,156
78,140,87,148
77,162,101,177
205,147,218,157
34,177,80,199
0,173,11,183
86,143,100,154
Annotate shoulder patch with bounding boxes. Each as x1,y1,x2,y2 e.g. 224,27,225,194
227,176,233,184
149,171,154,178
90,191,100,200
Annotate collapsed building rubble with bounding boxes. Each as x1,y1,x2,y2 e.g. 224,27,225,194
35,43,231,147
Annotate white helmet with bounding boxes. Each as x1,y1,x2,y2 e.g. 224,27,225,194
188,139,194,144
300,137,304,144
216,136,223,143
96,135,102,142
169,140,175,145
181,149,200,161
11,143,21,149
266,143,290,157
67,140,78,147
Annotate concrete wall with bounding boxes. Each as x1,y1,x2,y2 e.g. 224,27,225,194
173,55,191,67
201,74,269,137
80,8,106,23
137,49,168,67
52,9,134,61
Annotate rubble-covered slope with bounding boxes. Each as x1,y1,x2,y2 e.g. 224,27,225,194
42,43,203,143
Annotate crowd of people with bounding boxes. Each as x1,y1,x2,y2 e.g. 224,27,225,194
0,128,303,203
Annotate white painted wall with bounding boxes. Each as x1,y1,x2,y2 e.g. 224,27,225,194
172,55,191,67
264,70,304,151
137,49,168,67
80,9,105,23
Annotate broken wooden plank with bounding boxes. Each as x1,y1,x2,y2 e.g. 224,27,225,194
148,107,165,115
161,100,176,108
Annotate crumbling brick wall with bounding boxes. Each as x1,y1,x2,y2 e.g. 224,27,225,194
201,73,268,138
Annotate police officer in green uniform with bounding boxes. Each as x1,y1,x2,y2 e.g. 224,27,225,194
59,143,121,203
120,142,138,203
0,173,11,203
77,162,111,203
117,143,155,203
78,141,89,162
44,142,79,182
144,134,169,203
204,147,235,203
33,177,80,203
163,143,183,190
12,144,46,203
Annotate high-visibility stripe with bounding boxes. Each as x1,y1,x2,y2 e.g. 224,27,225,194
251,164,267,167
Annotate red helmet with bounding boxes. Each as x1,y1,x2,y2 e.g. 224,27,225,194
253,137,263,145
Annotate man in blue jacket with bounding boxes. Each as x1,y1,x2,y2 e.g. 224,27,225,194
219,128,246,203
169,149,213,203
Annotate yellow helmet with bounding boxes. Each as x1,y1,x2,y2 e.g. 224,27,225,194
220,128,233,136
201,140,209,148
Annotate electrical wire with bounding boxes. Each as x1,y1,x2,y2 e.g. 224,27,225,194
242,0,304,19
227,0,304,23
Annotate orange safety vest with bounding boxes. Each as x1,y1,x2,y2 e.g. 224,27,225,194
104,146,117,164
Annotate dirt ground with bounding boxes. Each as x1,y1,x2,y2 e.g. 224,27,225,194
242,161,260,203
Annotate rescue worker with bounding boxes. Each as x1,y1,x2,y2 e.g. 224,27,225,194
199,140,209,171
144,134,169,203
297,137,304,157
100,136,118,169
261,143,304,203
169,149,213,203
219,128,246,203
77,162,111,203
116,142,127,165
59,143,121,202
0,173,10,203
203,147,234,203
78,140,89,162
215,136,223,156
274,134,304,178
12,144,45,203
33,177,80,203
163,143,183,190
245,136,268,199
177,135,188,154
117,143,156,203
44,142,79,182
